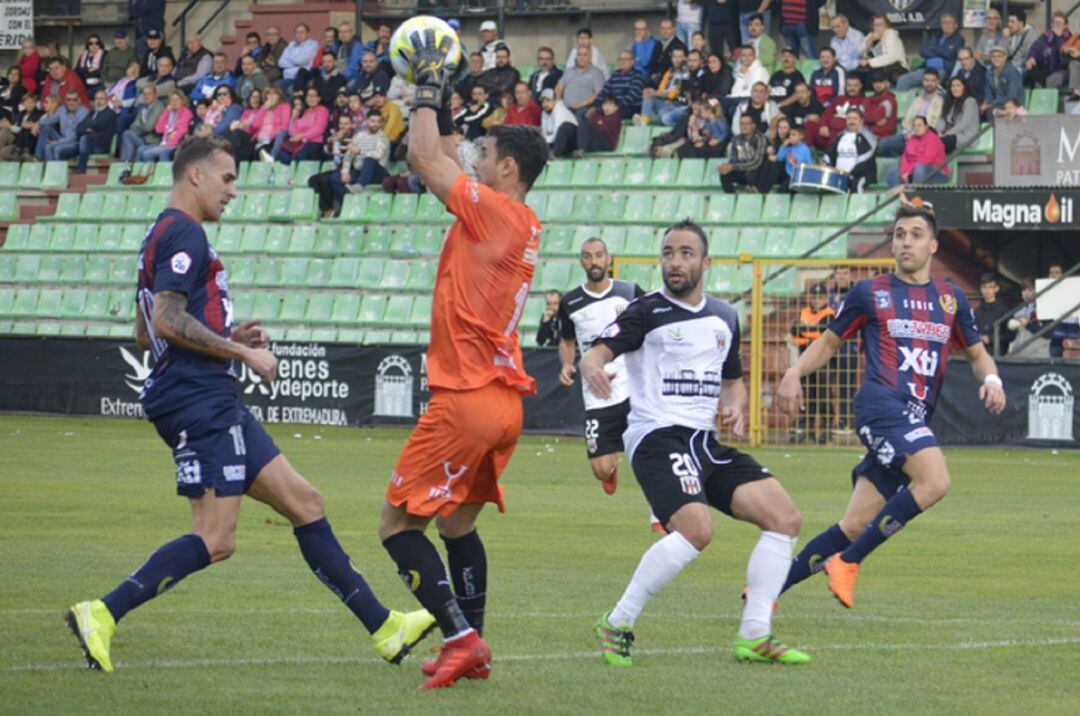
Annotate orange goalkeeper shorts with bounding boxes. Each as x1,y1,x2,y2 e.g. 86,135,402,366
387,380,524,518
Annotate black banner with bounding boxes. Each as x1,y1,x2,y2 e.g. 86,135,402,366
838,0,963,30
933,359,1079,446
912,188,1080,231
0,338,584,434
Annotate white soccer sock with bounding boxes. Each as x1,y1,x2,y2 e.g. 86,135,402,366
740,531,797,640
609,531,700,628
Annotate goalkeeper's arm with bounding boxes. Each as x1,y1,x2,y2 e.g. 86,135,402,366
407,107,462,203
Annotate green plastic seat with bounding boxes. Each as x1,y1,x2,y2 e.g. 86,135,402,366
380,259,411,290
733,194,763,223
37,322,63,335
16,162,43,189
846,193,888,223
37,288,63,314
363,193,393,222
356,257,385,288
314,225,341,255
330,294,361,324
361,329,390,344
284,326,312,341
308,327,336,342
336,225,364,255
84,290,110,319
808,227,846,258
329,257,360,287
648,159,677,186
293,161,322,186
816,194,848,223
763,268,798,297
71,224,100,251
756,227,792,256
570,160,600,187
620,261,659,288
520,294,545,330
540,161,573,187
15,254,42,281
675,193,704,220
538,261,573,293
790,194,820,225
304,258,331,285
77,192,106,220
0,288,15,315
541,225,575,257
304,293,334,323
709,226,739,256
252,292,281,320
337,193,367,222
895,90,918,121
228,258,255,286
388,226,421,256
526,190,548,217
264,225,292,253
337,327,364,343
280,257,310,286
762,193,792,223
212,224,241,254
37,255,63,282
543,191,574,221
240,225,266,252
623,226,656,256
3,223,31,249
252,259,280,286
83,256,111,284
405,261,437,290
232,293,255,320
704,194,736,224
47,225,76,252
0,162,21,187
650,193,679,222
52,192,80,220
381,294,414,326
32,158,68,187
598,193,628,223
11,288,39,315
619,125,651,155
413,226,445,254
359,293,387,323
0,254,15,282
101,193,127,221
279,293,307,321
674,159,706,188
623,158,651,185
0,193,15,221
1027,88,1058,115
59,287,88,317
390,193,418,222
599,226,627,255
409,294,432,326
622,193,653,224
288,225,316,254
244,162,274,187
596,160,625,187
59,256,84,282
415,193,446,222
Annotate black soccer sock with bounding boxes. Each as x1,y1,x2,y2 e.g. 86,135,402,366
441,530,487,635
383,530,472,640
294,517,391,634
781,523,851,595
841,489,923,564
102,533,211,622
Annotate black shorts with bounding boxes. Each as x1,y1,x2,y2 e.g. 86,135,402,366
584,400,630,458
630,426,773,525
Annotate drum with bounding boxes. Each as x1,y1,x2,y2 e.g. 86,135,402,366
791,164,850,194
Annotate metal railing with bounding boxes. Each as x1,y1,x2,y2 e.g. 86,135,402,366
992,262,1080,358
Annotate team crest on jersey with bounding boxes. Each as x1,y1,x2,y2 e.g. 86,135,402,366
939,294,957,315
874,290,892,309
170,251,192,275
715,330,727,351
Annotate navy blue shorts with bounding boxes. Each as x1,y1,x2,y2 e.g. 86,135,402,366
152,404,281,498
851,398,939,500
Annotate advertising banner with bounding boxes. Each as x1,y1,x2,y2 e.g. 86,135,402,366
837,0,964,30
911,188,1079,231
993,115,1080,187
0,0,33,50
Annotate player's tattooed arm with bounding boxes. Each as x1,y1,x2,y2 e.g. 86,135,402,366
135,307,151,351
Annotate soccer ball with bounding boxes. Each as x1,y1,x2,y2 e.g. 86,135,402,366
389,16,464,85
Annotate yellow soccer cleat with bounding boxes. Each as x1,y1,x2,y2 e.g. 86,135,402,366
371,609,437,664
65,600,116,673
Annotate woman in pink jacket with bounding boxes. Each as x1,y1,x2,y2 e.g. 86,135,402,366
886,116,949,187
241,85,291,161
136,90,193,162
272,87,330,164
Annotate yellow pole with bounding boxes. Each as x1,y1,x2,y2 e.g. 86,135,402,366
749,260,765,447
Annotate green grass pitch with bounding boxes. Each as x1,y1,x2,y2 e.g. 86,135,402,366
1,415,1078,714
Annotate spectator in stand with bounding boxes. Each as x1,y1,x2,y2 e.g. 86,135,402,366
950,48,986,105
1007,278,1048,357
573,94,623,156
196,87,242,138
878,68,944,156
1061,26,1080,93
256,26,287,83
108,60,142,135
702,51,734,101
1045,263,1080,357
221,88,262,157
747,14,777,72
191,53,237,101
456,53,485,101
678,97,729,158
366,88,403,143
0,92,42,160
75,35,105,92
807,74,870,151
782,80,824,129
566,28,609,80
676,0,704,46
103,29,137,86
540,88,578,157
350,51,390,97
937,76,979,153
824,108,877,192
236,54,269,103
897,13,964,91
864,71,897,140
770,48,805,108
982,46,1024,116
691,31,709,55
774,123,812,190
732,81,780,133
311,51,347,106
638,46,690,126
387,70,415,113
321,112,354,168
360,22,391,75
41,56,89,108
528,47,562,98
558,45,606,123
136,89,191,162
830,14,865,73
994,96,1027,120
174,34,212,92
18,39,40,94
809,47,845,107
0,67,26,119
479,46,520,101
505,82,541,126
136,54,176,98
852,14,907,86
119,83,165,163
683,49,708,102
233,32,263,76
484,90,509,133
535,291,562,348
34,43,60,90
651,99,700,158
460,85,496,140
632,19,662,77
703,0,740,62
720,113,769,192
278,23,320,94
601,51,647,119
477,21,506,71
739,1,773,45
326,88,352,128
886,115,948,187
129,0,165,62
789,283,836,443
336,23,364,84
36,89,88,160
309,112,389,216
272,87,329,163
1027,11,1072,88
239,85,289,161
974,9,1004,65
73,89,117,172
1005,10,1038,76
653,19,688,86
292,27,339,93
781,0,822,60
726,44,770,117
973,273,1014,354
140,30,174,79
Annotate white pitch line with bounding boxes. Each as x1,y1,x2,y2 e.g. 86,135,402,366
4,637,1080,674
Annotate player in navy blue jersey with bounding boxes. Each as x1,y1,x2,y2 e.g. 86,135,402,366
66,135,435,673
776,203,1006,608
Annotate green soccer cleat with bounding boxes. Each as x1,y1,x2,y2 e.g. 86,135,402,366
734,634,811,665
594,612,634,666
65,599,117,673
371,609,437,664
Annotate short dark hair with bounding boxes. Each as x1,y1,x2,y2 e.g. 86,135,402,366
577,28,592,38
1009,8,1026,23
819,46,836,57
923,67,940,79
245,31,261,42
980,272,998,286
537,46,554,57
487,124,548,190
47,56,65,67
894,202,937,237
662,219,709,255
687,49,702,60
748,12,765,24
172,134,235,182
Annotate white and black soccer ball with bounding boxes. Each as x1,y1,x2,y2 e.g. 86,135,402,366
389,16,464,85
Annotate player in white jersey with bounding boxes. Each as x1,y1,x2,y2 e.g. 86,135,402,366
558,237,645,495
582,220,810,666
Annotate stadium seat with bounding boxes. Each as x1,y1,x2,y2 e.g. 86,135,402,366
621,193,652,224
846,193,890,223
390,193,418,222
356,257,386,288
519,295,546,330
294,161,322,186
790,226,823,255
650,193,680,222
413,225,445,254
538,261,573,293
359,293,387,323
15,254,42,281
303,258,331,285
313,225,340,255
285,327,312,341
59,256,84,282
328,257,360,287
622,226,655,256
733,194,763,223
363,192,393,222
36,321,62,336
598,193,628,223
619,125,652,155
83,290,110,319
279,257,309,286
253,258,281,286
816,194,848,224
228,258,254,286
330,294,361,324
361,329,390,345
83,256,110,285
77,192,106,220
542,225,575,257
596,159,625,187
540,161,573,187
240,225,266,253
0,254,15,282
762,268,798,296
0,193,14,221
304,293,334,323
710,226,739,256
12,288,39,315
244,162,274,188
0,288,14,316
648,159,677,185
232,292,255,320
704,194,736,224
895,90,918,120
0,162,20,188
409,294,432,326
600,226,627,255
58,287,87,318
1028,88,1058,115
544,191,574,221
526,190,548,217
16,162,43,189
737,227,768,256
756,227,792,257
252,292,281,321
363,226,393,254
37,288,63,316
570,159,600,187
287,225,316,254
415,193,446,222
674,159,706,187
51,192,80,220
380,259,411,289
336,192,367,222
308,327,336,342
381,294,414,326
71,225,99,251
762,193,792,223
3,223,31,249
620,261,659,289
264,225,292,253
336,327,364,343
47,225,76,252
676,193,704,219
36,255,62,282
279,293,307,321
388,226,421,256
789,194,820,224
622,158,650,185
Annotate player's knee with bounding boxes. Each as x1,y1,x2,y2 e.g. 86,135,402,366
919,473,951,506
294,484,325,524
776,505,802,537
202,532,236,562
676,521,713,551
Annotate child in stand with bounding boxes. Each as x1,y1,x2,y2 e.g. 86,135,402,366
774,124,813,192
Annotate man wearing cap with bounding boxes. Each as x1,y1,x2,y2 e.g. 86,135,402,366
981,45,1023,116
129,0,166,61
140,30,174,78
103,29,138,86
479,21,509,71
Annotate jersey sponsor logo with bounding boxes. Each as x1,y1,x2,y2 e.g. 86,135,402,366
907,382,929,401
904,400,928,424
567,296,584,305
223,465,246,482
939,294,957,315
428,462,469,501
666,326,685,341
901,299,936,312
898,346,940,376
467,180,480,204
715,330,727,351
874,290,892,309
652,306,673,314
662,369,722,398
904,426,934,442
887,319,951,343
119,346,152,394
170,251,192,275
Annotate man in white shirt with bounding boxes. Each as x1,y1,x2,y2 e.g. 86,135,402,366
565,28,609,80
830,15,866,73
724,45,770,117
540,88,578,157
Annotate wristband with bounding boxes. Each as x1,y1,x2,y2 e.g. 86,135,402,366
413,84,443,110
983,374,1003,388
435,105,454,136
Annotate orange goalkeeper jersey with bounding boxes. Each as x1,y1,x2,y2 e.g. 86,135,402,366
426,174,542,394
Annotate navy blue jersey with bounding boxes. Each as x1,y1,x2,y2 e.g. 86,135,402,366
827,273,980,416
136,208,237,419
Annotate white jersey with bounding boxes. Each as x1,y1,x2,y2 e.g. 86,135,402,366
598,289,743,460
560,279,643,411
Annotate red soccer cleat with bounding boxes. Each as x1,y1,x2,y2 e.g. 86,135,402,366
600,466,618,495
420,645,490,680
419,631,491,690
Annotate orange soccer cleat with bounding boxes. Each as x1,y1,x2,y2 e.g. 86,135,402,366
600,466,618,495
823,553,859,608
419,631,492,690
420,646,490,681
